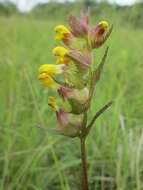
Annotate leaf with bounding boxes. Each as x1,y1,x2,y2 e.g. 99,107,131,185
92,46,109,87
89,47,109,101
37,126,62,135
37,125,79,138
104,24,113,43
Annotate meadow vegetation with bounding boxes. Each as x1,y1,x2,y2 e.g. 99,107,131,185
0,2,143,189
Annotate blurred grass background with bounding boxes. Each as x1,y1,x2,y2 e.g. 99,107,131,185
0,1,143,189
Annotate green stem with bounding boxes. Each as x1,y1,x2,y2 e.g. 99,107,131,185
80,138,89,190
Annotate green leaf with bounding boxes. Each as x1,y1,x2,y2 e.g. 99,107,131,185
92,46,109,87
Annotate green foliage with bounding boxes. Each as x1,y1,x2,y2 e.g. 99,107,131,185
31,2,143,29
0,2,143,28
0,3,17,16
0,11,143,190
125,3,143,27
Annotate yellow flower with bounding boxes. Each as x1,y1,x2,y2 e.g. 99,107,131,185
39,73,57,88
56,57,65,65
48,96,58,110
99,21,108,32
53,46,69,57
39,64,64,76
53,46,70,65
55,25,70,34
55,25,70,41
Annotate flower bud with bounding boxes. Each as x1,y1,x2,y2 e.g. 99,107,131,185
58,86,73,101
66,50,92,74
56,109,69,127
56,109,82,137
68,87,89,114
90,21,110,49
58,86,90,114
48,96,69,127
48,96,81,137
70,87,89,104
68,10,89,38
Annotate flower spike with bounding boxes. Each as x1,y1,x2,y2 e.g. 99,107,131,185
37,9,113,190
38,9,113,137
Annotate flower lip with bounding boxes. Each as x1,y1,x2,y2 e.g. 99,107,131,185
39,64,64,77
39,74,56,88
98,21,109,33
100,21,108,28
39,64,57,77
55,25,71,41
55,25,70,34
53,46,70,57
38,72,47,80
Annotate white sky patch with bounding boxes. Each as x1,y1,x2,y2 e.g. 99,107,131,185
17,0,38,12
7,0,137,12
108,0,137,5
11,0,74,12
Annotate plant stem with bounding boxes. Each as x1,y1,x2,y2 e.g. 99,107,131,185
80,137,89,190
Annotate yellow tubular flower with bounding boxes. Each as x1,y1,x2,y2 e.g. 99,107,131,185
39,74,57,88
55,25,70,34
53,46,69,57
56,57,65,65
55,25,70,41
39,64,64,76
48,96,58,110
100,21,109,32
53,46,70,65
